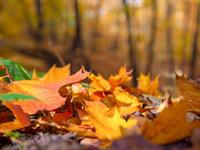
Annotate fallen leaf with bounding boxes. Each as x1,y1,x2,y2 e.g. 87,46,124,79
8,67,89,114
109,67,132,87
176,75,200,113
52,110,72,125
118,105,140,116
113,87,140,107
31,69,40,80
142,101,200,144
138,74,159,96
64,123,97,138
0,102,30,133
0,121,28,133
89,74,111,92
0,81,9,93
12,100,55,114
0,111,13,124
38,65,70,83
85,101,137,140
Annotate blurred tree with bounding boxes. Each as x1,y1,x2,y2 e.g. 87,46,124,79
65,0,90,73
122,0,138,86
0,0,199,82
145,0,157,74
90,0,103,52
111,10,121,52
181,0,191,71
190,1,200,78
35,0,44,42
166,0,175,73
16,0,62,67
21,0,35,38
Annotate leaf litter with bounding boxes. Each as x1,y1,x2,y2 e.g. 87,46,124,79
0,58,200,150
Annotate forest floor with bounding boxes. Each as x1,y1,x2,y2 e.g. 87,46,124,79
0,58,200,150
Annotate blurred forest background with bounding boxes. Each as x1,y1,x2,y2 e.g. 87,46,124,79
0,0,199,89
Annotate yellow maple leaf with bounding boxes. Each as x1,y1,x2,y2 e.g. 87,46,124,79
176,75,200,113
64,123,97,138
32,69,40,80
89,74,111,92
109,67,132,87
142,101,200,144
118,104,140,116
85,101,137,140
113,87,140,107
41,65,70,82
137,74,159,96
32,65,70,82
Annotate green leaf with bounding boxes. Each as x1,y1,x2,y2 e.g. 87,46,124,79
0,57,31,80
0,93,35,101
5,131,21,139
81,82,91,88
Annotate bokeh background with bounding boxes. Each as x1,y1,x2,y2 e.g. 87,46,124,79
0,0,199,89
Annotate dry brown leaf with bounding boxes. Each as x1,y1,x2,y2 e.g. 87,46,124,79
176,75,200,113
142,101,200,144
0,102,30,133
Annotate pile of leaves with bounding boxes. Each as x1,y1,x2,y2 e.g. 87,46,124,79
0,57,200,150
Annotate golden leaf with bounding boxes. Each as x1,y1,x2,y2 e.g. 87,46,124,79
142,101,200,144
109,67,132,87
32,69,40,80
113,87,140,107
89,74,111,92
176,75,200,113
40,65,70,82
85,101,137,140
137,74,159,96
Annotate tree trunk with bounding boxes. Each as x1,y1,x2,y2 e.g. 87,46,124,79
66,0,90,73
122,0,138,86
145,0,157,74
21,0,35,38
181,0,191,71
71,0,82,52
34,0,62,66
35,0,44,42
90,0,102,52
166,0,175,73
190,1,200,78
111,11,120,52
16,0,61,67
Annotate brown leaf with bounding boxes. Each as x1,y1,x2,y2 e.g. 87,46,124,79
0,102,30,133
142,102,200,144
176,75,200,113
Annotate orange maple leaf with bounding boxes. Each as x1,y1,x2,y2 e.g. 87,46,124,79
0,102,30,133
176,75,200,113
142,101,200,144
8,66,89,114
109,66,132,87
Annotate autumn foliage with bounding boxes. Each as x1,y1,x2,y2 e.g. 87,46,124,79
0,59,200,148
